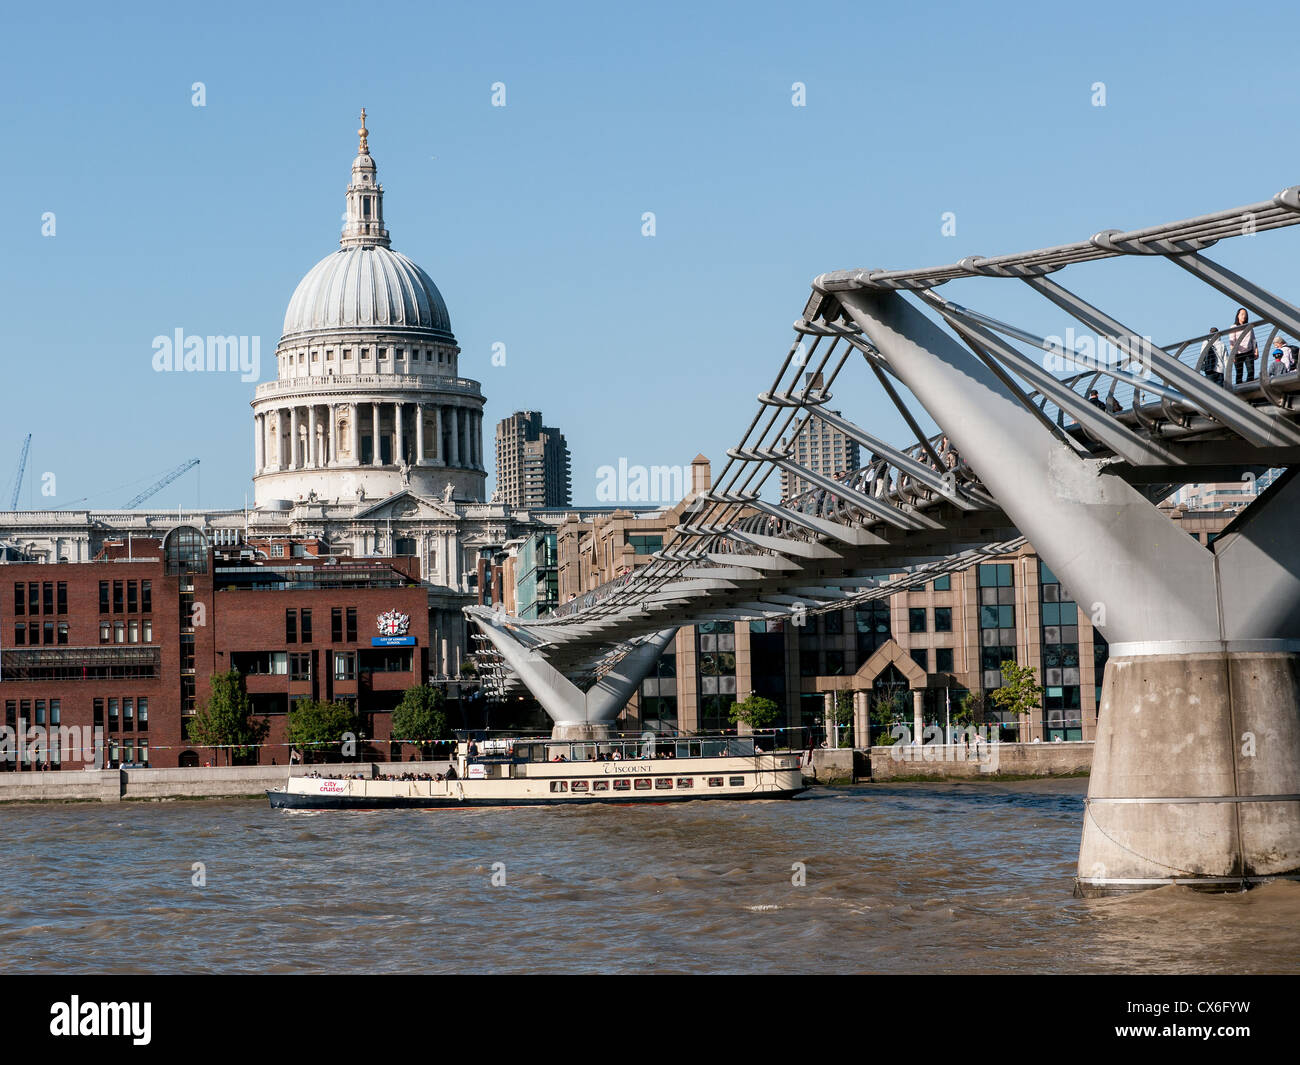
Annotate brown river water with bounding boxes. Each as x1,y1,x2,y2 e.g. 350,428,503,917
2,779,1297,974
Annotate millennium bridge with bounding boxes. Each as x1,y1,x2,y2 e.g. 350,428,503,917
467,188,1300,895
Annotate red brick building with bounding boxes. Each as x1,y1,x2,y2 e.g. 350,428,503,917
0,526,432,769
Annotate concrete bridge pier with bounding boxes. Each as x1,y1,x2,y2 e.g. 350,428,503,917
1078,644,1300,895
836,285,1300,895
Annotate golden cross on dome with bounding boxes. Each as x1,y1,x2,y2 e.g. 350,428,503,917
358,108,369,154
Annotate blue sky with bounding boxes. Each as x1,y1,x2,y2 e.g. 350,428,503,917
2,0,1299,509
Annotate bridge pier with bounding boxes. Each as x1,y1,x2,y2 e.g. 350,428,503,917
836,286,1300,894
469,611,677,740
1078,646,1300,895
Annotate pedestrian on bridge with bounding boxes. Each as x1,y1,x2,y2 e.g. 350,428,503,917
1199,328,1227,386
1230,307,1258,386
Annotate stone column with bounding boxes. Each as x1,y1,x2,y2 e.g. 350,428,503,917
473,411,482,467
415,404,426,465
349,403,360,466
254,414,264,474
371,403,382,467
395,402,405,465
289,407,300,469
912,689,924,745
274,409,285,471
308,406,319,469
329,404,339,468
434,406,443,463
854,691,869,749
823,691,835,748
449,406,460,466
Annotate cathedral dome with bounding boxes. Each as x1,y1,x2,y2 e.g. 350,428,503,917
282,246,454,341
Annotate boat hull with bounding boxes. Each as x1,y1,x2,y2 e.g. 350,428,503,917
267,786,807,810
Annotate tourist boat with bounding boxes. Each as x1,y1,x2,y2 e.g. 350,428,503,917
266,731,808,810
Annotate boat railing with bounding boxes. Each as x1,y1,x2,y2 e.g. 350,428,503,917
457,728,810,765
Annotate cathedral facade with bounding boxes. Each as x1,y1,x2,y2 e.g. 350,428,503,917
0,113,578,678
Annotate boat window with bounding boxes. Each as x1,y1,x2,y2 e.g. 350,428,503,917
729,776,745,786
592,780,610,792
654,778,673,790
571,744,594,762
549,780,568,793
548,745,571,763
570,780,589,793
707,777,724,787
613,779,631,791
702,740,727,757
634,778,652,790
676,777,694,789
689,742,703,758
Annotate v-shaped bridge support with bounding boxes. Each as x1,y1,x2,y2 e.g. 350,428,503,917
469,608,677,740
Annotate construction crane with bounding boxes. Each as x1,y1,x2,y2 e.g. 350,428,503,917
124,458,199,509
8,434,31,510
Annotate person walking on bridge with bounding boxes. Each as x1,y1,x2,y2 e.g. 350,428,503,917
1229,307,1258,386
1199,327,1226,386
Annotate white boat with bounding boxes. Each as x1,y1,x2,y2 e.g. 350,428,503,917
267,732,808,810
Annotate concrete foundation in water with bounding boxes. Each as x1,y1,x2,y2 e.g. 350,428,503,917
1075,650,1300,896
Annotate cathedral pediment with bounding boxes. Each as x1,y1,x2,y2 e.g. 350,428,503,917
351,490,458,522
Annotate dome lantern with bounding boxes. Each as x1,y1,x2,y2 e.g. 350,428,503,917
341,107,390,249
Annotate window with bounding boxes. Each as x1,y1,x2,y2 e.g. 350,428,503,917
729,776,745,786
180,634,195,672
286,609,297,644
676,777,694,789
14,583,24,616
108,699,119,728
271,544,285,558
933,574,951,591
138,698,148,731
137,740,149,764
934,607,952,632
654,778,673,790
123,699,134,731
634,778,652,791
141,581,151,613
549,781,568,793
333,652,356,681
113,581,123,613
142,619,152,642
345,608,357,642
57,583,67,614
57,622,68,645
909,608,928,633
570,780,589,793
592,780,610,792
128,620,139,644
98,621,110,643
92,699,104,726
612,779,631,791
14,624,24,646
936,647,955,672
911,648,929,672
707,777,724,787
35,700,45,726
50,700,60,725
628,534,664,555
43,621,54,645
127,582,138,613
300,609,312,642
290,653,312,681
28,583,37,614
331,607,343,642
43,582,54,614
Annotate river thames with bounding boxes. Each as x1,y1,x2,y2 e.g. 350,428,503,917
3,780,1297,975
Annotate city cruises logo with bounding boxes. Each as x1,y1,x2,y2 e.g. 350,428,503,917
151,329,262,382
377,610,410,637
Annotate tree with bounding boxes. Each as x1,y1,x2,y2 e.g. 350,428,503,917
728,694,780,732
187,671,269,766
869,691,909,745
953,690,989,728
391,685,449,757
287,698,362,763
989,660,1045,740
